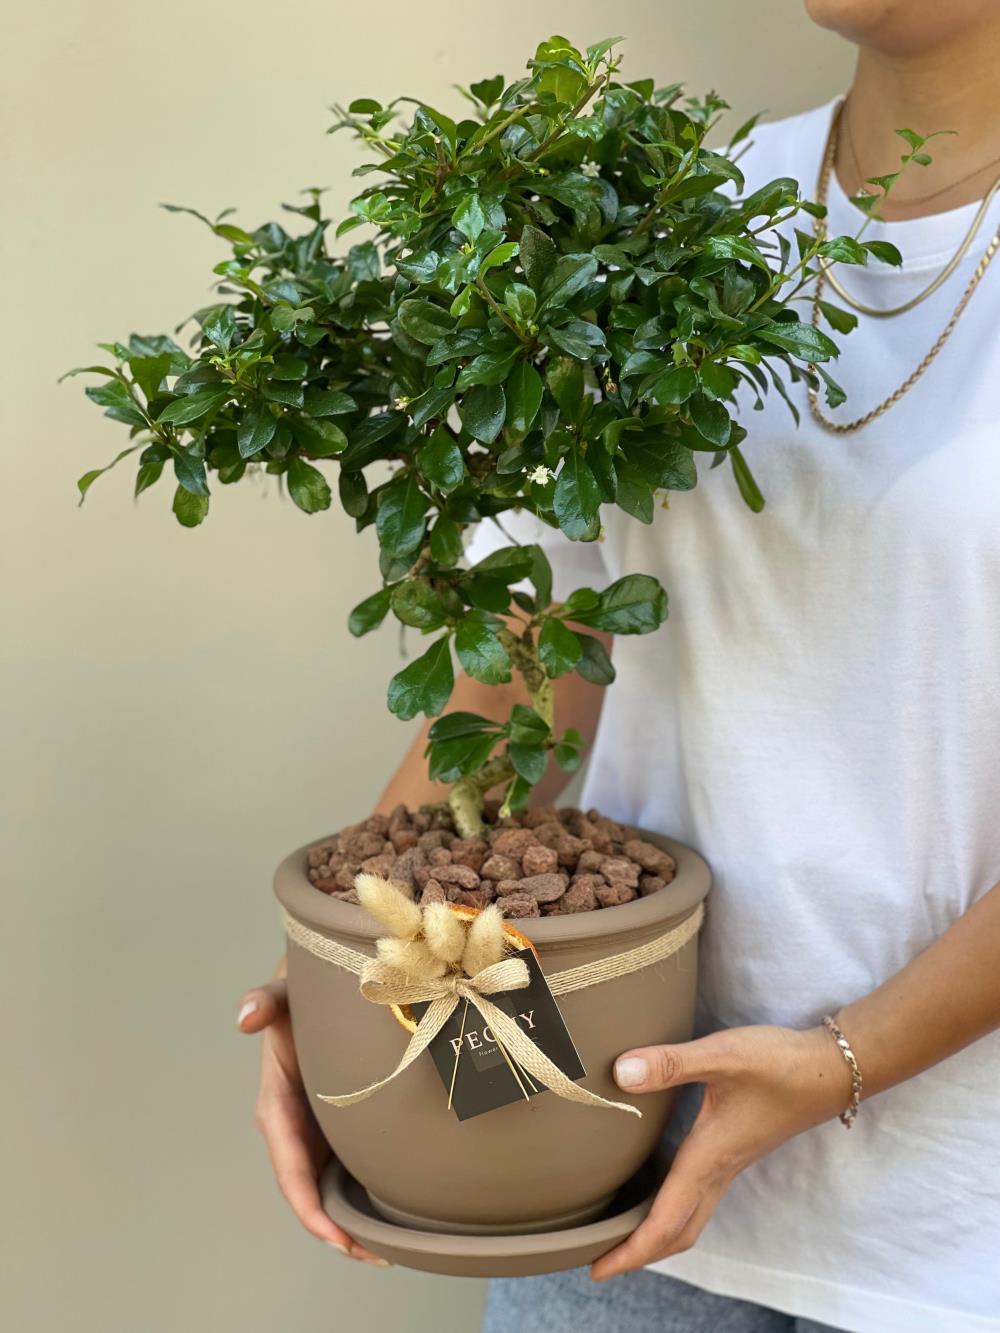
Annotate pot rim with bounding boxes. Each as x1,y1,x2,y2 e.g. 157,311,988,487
274,826,710,948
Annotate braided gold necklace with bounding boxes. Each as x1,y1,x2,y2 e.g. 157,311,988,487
808,103,1000,435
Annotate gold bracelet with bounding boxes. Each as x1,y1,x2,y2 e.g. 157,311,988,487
822,1015,863,1128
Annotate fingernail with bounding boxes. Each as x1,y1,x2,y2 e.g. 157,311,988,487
327,1241,350,1257
614,1057,647,1088
362,1257,390,1267
237,999,258,1029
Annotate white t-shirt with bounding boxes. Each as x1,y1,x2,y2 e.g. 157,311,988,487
466,100,1000,1332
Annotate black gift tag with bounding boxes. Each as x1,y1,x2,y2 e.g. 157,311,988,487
411,948,587,1122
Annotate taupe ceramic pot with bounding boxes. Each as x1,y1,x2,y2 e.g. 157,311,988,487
274,828,710,1235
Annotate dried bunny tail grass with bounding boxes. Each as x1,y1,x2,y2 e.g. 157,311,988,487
376,936,447,981
355,873,423,939
461,903,506,977
422,902,468,965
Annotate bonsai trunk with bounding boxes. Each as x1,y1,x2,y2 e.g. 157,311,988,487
447,626,554,839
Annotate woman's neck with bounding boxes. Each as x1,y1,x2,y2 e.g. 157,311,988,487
838,29,1000,219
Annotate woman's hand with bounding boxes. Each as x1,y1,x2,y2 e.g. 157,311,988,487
591,1024,851,1280
238,975,388,1265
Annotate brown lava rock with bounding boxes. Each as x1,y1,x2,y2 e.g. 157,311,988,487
432,863,481,891
517,872,569,904
307,806,675,917
481,853,521,881
498,893,541,918
518,843,556,876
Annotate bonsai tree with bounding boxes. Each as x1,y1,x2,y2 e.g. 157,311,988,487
69,36,910,840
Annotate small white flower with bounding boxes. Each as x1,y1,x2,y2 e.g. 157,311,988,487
394,395,411,411
524,464,554,485
581,161,601,178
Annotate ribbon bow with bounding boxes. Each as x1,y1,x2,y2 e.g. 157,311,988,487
317,952,641,1117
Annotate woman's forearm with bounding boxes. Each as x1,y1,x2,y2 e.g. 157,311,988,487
375,636,610,815
838,879,1000,1099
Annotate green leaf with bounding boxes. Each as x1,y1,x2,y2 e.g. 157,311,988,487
303,388,357,416
469,75,504,107
546,320,607,360
814,364,846,409
237,410,277,459
198,304,238,351
553,450,601,540
338,470,368,518
418,427,465,492
508,741,548,784
429,515,463,566
700,234,771,273
156,386,230,426
538,617,582,677
756,321,839,363
287,457,332,513
376,473,429,557
546,357,585,421
428,711,501,742
392,580,447,630
172,447,209,497
623,436,697,491
500,772,534,815
349,587,393,637
508,703,550,745
261,380,304,408
172,485,209,528
472,544,536,581
815,300,858,335
294,417,348,456
459,383,506,444
520,224,558,291
387,637,455,720
455,618,512,684
408,383,455,428
818,235,868,265
698,362,739,401
134,456,165,498
397,299,456,344
573,574,668,635
688,393,732,447
129,352,172,403
729,445,765,513
271,356,308,380
574,632,616,685
528,545,553,609
647,365,696,405
427,731,498,782
559,586,600,617
863,240,903,267
452,194,487,242
505,361,544,437
553,737,583,771
76,446,140,503
464,576,511,612
534,36,587,103
455,347,520,389
539,253,599,309
480,242,519,277
614,461,654,523
504,283,537,325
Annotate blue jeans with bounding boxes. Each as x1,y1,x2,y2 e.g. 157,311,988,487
483,1269,842,1333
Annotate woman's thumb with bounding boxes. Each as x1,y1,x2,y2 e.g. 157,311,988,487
614,1040,709,1093
237,979,289,1033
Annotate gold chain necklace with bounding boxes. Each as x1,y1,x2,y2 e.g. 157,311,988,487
808,104,1000,434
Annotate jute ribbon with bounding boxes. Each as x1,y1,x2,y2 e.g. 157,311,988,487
282,901,704,1119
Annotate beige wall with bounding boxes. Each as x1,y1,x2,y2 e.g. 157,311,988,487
2,4,851,1329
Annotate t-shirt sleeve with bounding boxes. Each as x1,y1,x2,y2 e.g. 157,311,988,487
462,508,611,602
